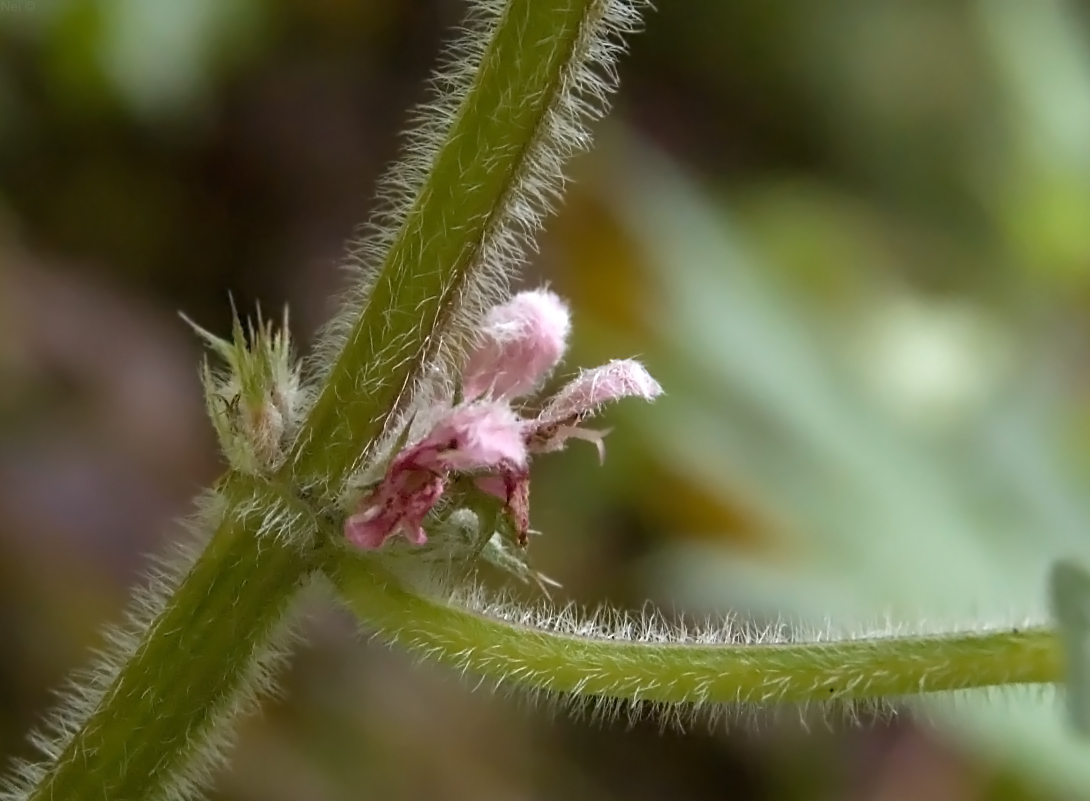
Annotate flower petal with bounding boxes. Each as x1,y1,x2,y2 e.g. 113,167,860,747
475,468,532,545
462,289,571,401
344,472,445,550
344,509,390,549
538,359,662,425
422,401,528,471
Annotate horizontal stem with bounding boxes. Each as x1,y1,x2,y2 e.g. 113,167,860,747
331,552,1061,705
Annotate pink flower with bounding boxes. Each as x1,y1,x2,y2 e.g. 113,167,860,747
423,402,527,472
344,289,662,555
345,402,526,550
474,360,661,544
462,289,571,401
528,359,662,458
344,471,444,549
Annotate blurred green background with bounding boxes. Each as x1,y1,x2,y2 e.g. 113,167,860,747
5,1,1090,799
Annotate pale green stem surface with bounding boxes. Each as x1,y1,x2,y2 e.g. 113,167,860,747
290,0,603,488
331,550,1062,705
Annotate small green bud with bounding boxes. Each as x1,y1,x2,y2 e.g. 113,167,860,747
183,304,309,474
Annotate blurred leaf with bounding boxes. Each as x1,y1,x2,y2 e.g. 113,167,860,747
593,129,1090,796
1050,559,1090,735
96,0,265,117
980,0,1090,282
23,0,266,117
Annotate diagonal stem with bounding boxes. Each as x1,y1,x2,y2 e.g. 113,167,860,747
289,0,634,494
24,484,316,801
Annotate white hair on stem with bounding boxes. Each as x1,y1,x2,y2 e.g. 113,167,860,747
2,3,659,799
452,586,1050,730
333,564,1055,735
303,0,648,471
0,493,315,801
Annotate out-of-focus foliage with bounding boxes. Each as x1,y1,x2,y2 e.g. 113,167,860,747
4,1,1090,800
1050,560,1090,735
567,132,1090,796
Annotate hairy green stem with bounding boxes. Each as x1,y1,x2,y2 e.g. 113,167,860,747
330,551,1061,705
12,3,637,798
290,0,616,489
26,490,314,801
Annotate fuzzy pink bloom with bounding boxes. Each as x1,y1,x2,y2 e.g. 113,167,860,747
462,289,571,401
345,298,663,552
471,360,661,541
344,471,444,549
344,401,527,550
538,359,662,424
528,359,662,459
422,401,528,471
